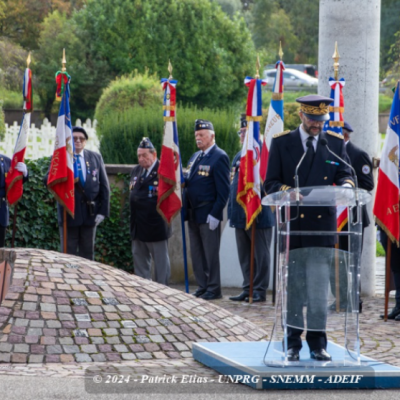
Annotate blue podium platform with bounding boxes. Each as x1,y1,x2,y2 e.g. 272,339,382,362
192,341,400,390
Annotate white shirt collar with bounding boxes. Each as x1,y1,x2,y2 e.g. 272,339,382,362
299,125,318,152
146,159,157,175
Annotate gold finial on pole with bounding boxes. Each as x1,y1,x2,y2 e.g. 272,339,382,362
168,59,173,80
332,41,340,81
279,41,284,61
255,54,260,79
62,48,67,72
26,52,31,68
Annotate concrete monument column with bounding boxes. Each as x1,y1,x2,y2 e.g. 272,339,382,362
319,0,381,296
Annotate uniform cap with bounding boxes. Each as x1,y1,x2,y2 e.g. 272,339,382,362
296,94,334,121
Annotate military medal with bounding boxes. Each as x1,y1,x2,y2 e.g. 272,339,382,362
148,185,153,197
92,169,98,182
154,181,158,185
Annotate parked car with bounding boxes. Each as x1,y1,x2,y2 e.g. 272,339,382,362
263,68,319,88
264,63,318,77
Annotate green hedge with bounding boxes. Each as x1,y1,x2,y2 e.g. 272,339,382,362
6,157,133,272
97,105,241,166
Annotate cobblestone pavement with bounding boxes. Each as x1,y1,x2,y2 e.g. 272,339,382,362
0,249,398,380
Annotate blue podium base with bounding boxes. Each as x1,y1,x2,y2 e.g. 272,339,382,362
192,341,400,390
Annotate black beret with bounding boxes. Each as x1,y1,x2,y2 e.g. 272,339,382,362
72,126,88,140
195,119,214,132
138,137,155,149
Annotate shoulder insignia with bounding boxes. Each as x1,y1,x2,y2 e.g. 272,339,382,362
326,130,344,140
272,130,290,139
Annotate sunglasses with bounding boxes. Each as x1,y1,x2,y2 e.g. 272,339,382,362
73,136,86,142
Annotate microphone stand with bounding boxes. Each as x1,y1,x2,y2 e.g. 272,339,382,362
321,139,360,224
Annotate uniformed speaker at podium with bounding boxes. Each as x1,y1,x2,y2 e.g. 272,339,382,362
264,95,354,362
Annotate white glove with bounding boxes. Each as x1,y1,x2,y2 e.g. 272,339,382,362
342,183,353,188
206,214,220,231
95,214,105,226
15,162,28,177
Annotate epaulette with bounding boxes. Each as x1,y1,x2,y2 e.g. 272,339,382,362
326,130,344,139
272,130,290,139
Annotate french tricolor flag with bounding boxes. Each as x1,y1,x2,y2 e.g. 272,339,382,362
6,66,32,205
260,60,284,181
374,83,400,246
47,80,75,217
157,78,182,223
237,76,267,229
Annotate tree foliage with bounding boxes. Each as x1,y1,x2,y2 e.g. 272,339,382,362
0,0,84,50
74,0,256,111
381,0,400,74
34,11,111,119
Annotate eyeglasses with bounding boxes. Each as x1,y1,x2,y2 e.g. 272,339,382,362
73,136,86,142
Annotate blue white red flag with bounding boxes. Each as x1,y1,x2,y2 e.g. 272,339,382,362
157,78,182,223
47,80,76,217
374,82,400,245
5,66,32,205
260,60,284,181
324,76,347,230
237,76,267,229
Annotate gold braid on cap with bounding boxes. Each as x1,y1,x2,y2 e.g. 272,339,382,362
300,103,329,115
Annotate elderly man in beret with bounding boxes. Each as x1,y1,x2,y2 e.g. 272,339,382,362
48,126,110,260
265,95,354,362
129,137,171,285
184,119,230,300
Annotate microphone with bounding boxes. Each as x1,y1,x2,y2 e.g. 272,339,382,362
294,139,313,202
320,138,360,222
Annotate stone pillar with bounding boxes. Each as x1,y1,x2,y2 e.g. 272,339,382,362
319,0,381,296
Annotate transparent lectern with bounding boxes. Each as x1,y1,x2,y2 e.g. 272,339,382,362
262,186,371,367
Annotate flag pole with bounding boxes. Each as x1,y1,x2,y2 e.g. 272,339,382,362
61,49,68,254
166,59,189,294
248,55,262,305
384,241,392,322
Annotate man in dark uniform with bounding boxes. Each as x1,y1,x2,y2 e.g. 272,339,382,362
185,119,230,300
378,216,400,320
0,156,28,247
52,126,110,260
329,121,375,310
228,114,275,303
130,137,171,285
264,95,354,361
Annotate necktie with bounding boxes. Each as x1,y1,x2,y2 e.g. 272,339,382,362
76,154,85,186
302,136,315,176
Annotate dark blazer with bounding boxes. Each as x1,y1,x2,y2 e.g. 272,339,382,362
228,151,275,230
264,128,354,248
129,160,171,242
184,144,230,224
345,140,374,229
0,154,29,227
45,149,110,227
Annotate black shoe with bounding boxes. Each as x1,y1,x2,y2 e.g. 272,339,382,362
200,291,222,300
245,293,266,303
310,349,332,361
287,348,300,361
229,292,248,301
192,288,206,297
380,306,400,320
395,314,400,321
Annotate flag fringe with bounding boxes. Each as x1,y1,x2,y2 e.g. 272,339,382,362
375,216,400,248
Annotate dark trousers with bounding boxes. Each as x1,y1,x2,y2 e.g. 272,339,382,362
235,227,272,297
0,226,6,248
59,226,96,260
188,221,222,295
380,230,400,306
287,248,331,352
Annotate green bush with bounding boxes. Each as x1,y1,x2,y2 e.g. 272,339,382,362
95,71,163,121
98,105,241,166
0,105,5,140
6,157,133,272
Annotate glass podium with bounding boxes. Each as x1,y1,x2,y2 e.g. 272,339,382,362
262,186,372,367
